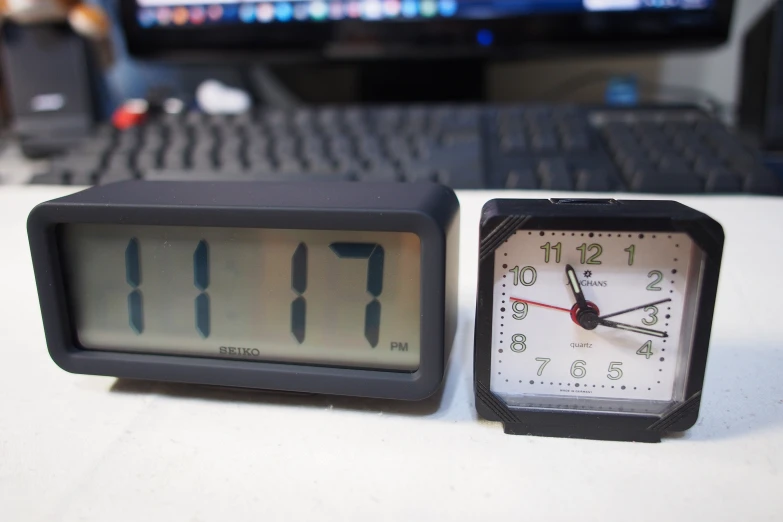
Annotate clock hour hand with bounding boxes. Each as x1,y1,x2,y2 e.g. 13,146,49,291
565,264,588,309
597,318,668,338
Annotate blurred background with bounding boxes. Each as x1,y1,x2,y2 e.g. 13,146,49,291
0,0,780,193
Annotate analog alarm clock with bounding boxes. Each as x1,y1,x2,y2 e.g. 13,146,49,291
474,198,723,442
28,181,459,400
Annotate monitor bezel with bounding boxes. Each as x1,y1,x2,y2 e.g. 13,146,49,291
121,0,735,61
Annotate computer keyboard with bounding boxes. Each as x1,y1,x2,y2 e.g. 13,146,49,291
29,105,781,194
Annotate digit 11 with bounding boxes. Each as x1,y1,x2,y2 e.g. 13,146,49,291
125,238,143,334
193,240,210,338
330,243,385,348
291,243,307,344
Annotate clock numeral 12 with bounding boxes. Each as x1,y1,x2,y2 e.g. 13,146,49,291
540,242,562,264
576,243,603,265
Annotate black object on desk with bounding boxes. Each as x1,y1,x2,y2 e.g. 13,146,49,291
473,198,723,442
28,181,459,400
31,105,780,195
0,23,100,158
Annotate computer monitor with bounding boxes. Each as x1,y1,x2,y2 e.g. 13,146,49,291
122,0,735,60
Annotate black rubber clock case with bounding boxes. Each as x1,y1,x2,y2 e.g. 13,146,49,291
28,181,459,400
473,199,723,442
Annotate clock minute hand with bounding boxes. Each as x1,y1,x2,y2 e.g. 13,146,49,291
597,318,668,338
599,298,673,320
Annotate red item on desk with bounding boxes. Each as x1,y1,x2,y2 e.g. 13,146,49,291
112,99,149,130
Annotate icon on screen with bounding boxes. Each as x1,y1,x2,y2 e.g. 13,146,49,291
275,2,294,21
239,3,256,22
190,6,206,24
138,8,157,27
384,0,401,17
293,2,310,20
257,3,275,22
157,6,173,25
420,0,437,17
329,1,344,20
173,6,189,25
222,4,239,21
438,0,457,17
363,0,382,19
346,1,362,18
207,4,223,21
401,0,417,17
310,1,328,20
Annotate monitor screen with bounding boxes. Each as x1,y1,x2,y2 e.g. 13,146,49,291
121,0,733,59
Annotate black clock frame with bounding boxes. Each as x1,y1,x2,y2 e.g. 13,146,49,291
27,181,460,401
474,198,723,442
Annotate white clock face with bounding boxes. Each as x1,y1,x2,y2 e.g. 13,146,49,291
490,230,703,414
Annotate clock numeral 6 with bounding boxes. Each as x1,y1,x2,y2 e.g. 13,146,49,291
512,301,528,320
511,334,527,353
508,266,537,287
607,362,624,380
570,360,587,379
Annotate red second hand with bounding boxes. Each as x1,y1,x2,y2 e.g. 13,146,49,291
509,297,571,313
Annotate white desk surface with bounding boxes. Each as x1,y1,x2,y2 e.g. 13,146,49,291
1,186,782,522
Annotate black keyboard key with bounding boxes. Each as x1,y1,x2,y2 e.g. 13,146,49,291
162,149,186,169
362,166,399,182
99,169,137,184
538,159,574,191
705,170,742,193
30,172,67,185
743,168,780,194
657,156,690,175
630,171,703,193
575,169,614,192
499,133,527,153
504,168,537,189
106,152,133,171
135,151,159,171
531,132,558,152
69,169,98,185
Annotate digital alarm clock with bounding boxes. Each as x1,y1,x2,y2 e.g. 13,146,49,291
28,181,459,400
474,199,723,442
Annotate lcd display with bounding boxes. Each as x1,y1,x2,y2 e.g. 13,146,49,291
62,224,422,371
